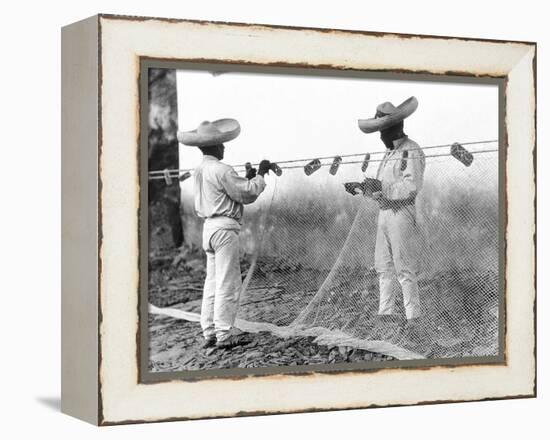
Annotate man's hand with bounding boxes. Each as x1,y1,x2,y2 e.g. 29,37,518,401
258,160,271,177
344,182,365,196
245,166,257,180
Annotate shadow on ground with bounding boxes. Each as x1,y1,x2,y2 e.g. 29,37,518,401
36,396,61,412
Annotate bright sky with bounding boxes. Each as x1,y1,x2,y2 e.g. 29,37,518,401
176,70,499,170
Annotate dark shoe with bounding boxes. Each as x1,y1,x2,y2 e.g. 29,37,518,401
216,334,247,349
201,336,217,349
405,318,429,344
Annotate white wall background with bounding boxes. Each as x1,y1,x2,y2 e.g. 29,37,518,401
0,0,547,438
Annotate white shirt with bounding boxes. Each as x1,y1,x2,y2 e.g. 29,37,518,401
376,136,426,201
193,155,266,223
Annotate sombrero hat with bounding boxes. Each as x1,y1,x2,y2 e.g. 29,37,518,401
358,96,418,134
177,118,241,147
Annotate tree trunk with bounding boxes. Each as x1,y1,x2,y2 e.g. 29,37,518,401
148,68,184,250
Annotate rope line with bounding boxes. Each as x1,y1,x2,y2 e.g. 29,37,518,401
275,148,498,171
149,139,498,177
149,147,499,180
256,139,498,167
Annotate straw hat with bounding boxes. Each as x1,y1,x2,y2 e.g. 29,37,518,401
177,118,241,147
358,97,418,134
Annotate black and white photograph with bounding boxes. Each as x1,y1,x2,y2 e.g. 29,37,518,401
2,0,545,432
145,66,502,375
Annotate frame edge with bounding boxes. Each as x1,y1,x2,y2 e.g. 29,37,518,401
61,14,101,425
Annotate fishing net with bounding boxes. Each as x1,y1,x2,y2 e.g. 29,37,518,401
155,143,500,360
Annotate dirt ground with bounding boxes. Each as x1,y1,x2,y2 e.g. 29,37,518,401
148,244,499,372
149,315,391,372
148,245,393,372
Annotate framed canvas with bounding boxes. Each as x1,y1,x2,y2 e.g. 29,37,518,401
61,14,536,425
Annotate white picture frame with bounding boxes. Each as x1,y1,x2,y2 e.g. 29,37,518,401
61,14,536,425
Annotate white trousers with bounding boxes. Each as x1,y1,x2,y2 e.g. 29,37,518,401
201,222,242,341
374,206,421,320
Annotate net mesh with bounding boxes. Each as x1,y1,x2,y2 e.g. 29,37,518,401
169,144,500,360
233,148,499,359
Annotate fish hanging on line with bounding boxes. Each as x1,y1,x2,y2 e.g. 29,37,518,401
451,142,474,167
361,153,371,172
329,156,342,175
304,159,322,176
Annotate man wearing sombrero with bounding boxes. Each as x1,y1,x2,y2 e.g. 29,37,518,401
178,119,271,349
357,97,426,336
